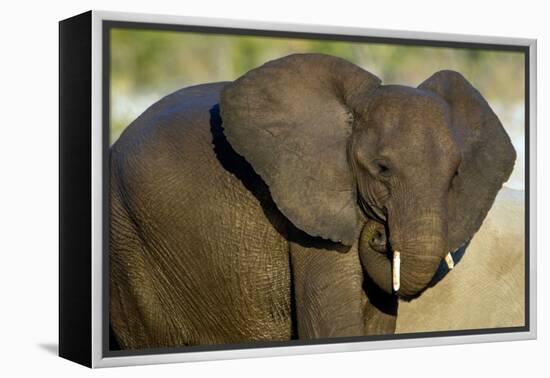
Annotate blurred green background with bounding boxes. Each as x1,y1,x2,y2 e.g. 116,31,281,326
110,28,525,190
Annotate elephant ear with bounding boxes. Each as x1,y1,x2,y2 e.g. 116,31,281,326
419,70,516,251
220,54,381,245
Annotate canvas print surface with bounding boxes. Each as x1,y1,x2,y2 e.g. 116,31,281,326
107,25,526,353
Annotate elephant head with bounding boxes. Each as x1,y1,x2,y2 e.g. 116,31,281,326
220,53,516,298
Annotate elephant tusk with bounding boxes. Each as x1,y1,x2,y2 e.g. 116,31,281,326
445,252,454,270
392,251,401,292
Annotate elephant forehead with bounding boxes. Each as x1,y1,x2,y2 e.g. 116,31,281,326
363,89,458,163
368,88,450,130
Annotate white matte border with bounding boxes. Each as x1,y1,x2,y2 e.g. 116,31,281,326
90,10,537,368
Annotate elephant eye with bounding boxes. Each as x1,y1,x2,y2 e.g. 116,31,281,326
378,163,389,173
450,169,459,189
376,161,391,177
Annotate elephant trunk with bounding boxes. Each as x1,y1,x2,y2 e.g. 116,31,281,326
359,204,450,297
389,205,448,297
359,221,393,294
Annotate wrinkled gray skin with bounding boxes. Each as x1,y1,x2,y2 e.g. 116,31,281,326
110,54,516,349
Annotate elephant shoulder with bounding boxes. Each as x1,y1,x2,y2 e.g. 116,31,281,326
110,82,231,201
112,81,228,152
111,82,228,170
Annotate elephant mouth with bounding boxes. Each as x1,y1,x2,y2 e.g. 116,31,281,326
360,223,470,299
359,198,387,224
391,249,455,294
393,241,469,301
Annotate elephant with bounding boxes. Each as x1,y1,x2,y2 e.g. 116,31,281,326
109,53,516,349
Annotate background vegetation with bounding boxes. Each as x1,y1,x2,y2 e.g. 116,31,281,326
110,28,525,190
